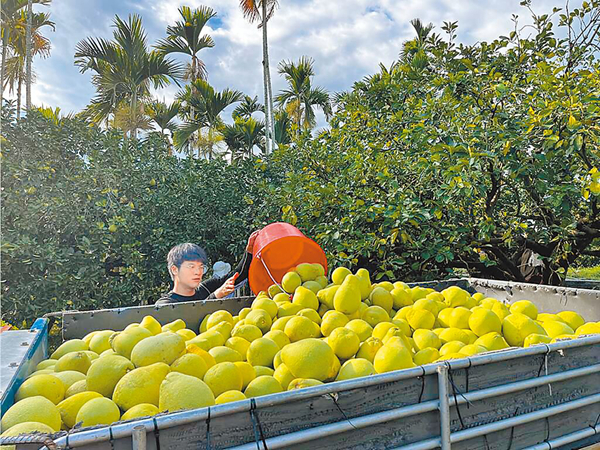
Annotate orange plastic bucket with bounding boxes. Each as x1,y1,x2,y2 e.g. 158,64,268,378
248,222,327,295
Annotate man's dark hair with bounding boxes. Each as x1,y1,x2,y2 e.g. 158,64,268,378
167,243,208,280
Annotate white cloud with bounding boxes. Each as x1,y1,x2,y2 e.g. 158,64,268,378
20,0,577,127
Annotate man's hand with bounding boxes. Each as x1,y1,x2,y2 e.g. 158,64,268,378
246,230,260,253
214,273,239,299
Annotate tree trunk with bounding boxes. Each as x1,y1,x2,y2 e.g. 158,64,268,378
261,2,272,155
1,36,8,107
25,0,33,111
16,76,22,119
131,90,138,139
263,14,276,151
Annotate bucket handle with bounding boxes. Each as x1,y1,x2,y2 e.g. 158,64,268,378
256,251,290,295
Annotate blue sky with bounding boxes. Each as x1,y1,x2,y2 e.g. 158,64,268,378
21,0,570,127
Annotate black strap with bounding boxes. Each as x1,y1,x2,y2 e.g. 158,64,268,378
249,398,269,450
417,366,426,403
153,417,161,450
447,366,467,429
109,426,115,450
328,393,358,431
506,407,520,450
206,407,212,450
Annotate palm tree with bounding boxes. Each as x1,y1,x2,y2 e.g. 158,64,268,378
145,99,179,154
155,6,216,83
25,0,31,110
239,0,278,154
2,10,53,118
111,102,153,138
0,0,50,106
275,56,331,136
400,18,434,68
74,14,183,135
273,108,291,146
174,79,243,158
232,95,263,119
221,116,264,159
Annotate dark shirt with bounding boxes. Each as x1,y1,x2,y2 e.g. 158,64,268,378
156,252,252,305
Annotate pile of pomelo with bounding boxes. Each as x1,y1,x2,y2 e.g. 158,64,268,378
3,263,600,437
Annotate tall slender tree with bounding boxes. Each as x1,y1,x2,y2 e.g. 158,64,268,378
239,0,278,154
155,5,216,82
275,56,331,136
75,14,183,135
0,0,50,106
2,10,53,117
25,0,32,110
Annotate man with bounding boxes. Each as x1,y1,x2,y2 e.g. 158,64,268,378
156,231,258,305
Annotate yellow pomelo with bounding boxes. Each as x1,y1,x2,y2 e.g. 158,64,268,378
439,341,466,356
575,323,600,335
176,329,197,341
252,297,278,319
491,303,511,320
186,344,216,368
284,316,316,342
121,403,159,420
1,396,61,432
297,308,322,324
75,397,120,428
162,319,186,333
295,263,320,282
244,375,283,398
315,275,329,289
449,307,472,329
159,372,215,412
199,314,211,333
112,363,170,411
459,344,487,356
268,284,283,298
557,311,585,331
372,322,397,341
247,338,280,367
541,321,574,338
321,311,349,337
356,337,383,362
509,300,538,319
55,351,91,375
263,330,290,349
65,380,88,398
361,306,390,327
414,348,440,365
537,313,563,323
441,286,469,307
215,390,247,404
333,274,362,314
139,315,162,335
412,329,441,351
50,339,88,360
52,371,85,391
277,302,304,318
437,353,465,361
345,319,373,342
407,309,435,330
317,285,340,309
89,330,114,355
35,360,56,371
87,354,134,397
437,308,453,328
253,366,274,377
336,358,376,381
111,326,152,359
390,288,413,309
327,328,360,359
469,308,502,337
369,287,393,313
225,337,251,360
331,267,352,285
410,286,430,302
203,362,243,397
171,353,208,379
463,330,478,344
131,332,185,367
502,313,547,346
287,378,324,390
373,340,415,373
413,298,438,315
209,346,243,363
207,311,233,330
282,271,302,293
439,328,469,345
57,391,103,428
245,309,272,334
231,324,263,342
234,361,256,389
273,363,295,390
0,421,56,446
523,334,553,347
302,281,322,294
15,374,64,405
210,321,233,340
280,339,335,381
474,332,509,351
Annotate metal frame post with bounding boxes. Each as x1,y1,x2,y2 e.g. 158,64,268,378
132,425,146,450
437,364,451,450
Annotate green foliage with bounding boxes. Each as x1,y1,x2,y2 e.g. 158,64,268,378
568,266,600,280
266,2,600,284
0,108,266,326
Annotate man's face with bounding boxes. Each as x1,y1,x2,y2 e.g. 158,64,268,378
172,260,205,289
